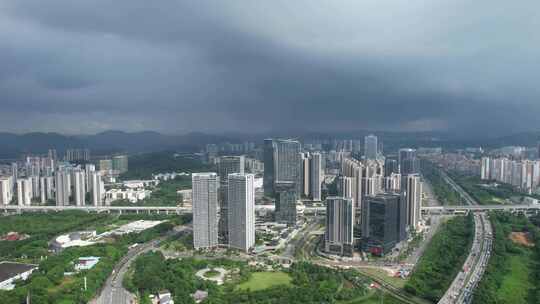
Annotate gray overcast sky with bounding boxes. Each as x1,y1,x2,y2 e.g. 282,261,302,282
1,1,539,135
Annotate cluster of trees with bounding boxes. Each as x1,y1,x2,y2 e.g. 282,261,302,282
405,214,474,302
420,161,461,205
0,212,182,304
220,262,369,304
0,244,126,304
119,152,212,180
0,211,116,260
448,172,514,205
126,253,373,304
112,177,191,207
125,251,247,304
473,212,540,303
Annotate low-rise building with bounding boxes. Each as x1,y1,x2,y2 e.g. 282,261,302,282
74,256,100,271
0,262,37,290
105,188,151,204
122,179,159,189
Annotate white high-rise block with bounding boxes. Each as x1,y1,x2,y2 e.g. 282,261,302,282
228,173,255,252
192,173,219,249
406,174,422,230
0,176,13,205
85,164,96,192
73,170,86,206
17,178,32,206
55,170,71,206
91,172,105,206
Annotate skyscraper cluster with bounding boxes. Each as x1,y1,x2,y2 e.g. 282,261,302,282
0,152,106,207
54,165,105,206
324,137,424,256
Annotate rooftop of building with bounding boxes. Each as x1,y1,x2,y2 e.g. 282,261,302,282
0,262,37,283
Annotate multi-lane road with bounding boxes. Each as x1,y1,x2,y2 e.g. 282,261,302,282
436,171,493,304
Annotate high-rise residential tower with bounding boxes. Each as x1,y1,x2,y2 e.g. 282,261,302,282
192,173,219,249
263,139,276,196
480,157,490,180
17,178,32,206
325,197,355,256
263,139,301,197
40,176,54,204
405,174,422,230
0,176,13,205
301,152,311,197
275,181,298,225
217,156,245,243
112,155,129,173
73,170,86,206
91,172,105,206
309,152,322,201
55,170,71,206
341,158,364,209
85,164,96,192
227,173,255,252
364,134,378,159
399,148,419,176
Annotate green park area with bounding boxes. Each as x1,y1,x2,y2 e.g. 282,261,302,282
473,212,540,304
125,252,406,304
236,271,292,292
405,215,474,303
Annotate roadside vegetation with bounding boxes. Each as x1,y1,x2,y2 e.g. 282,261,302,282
473,212,540,304
405,214,474,302
420,161,461,205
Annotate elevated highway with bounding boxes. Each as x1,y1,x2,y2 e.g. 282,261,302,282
2,203,540,215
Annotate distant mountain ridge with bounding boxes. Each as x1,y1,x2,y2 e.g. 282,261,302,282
0,130,538,159
0,130,236,159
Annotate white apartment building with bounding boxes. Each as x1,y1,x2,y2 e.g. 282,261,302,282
227,173,255,252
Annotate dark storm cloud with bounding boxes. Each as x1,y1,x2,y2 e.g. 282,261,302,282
0,1,539,135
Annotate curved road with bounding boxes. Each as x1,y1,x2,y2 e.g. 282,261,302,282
92,226,190,304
